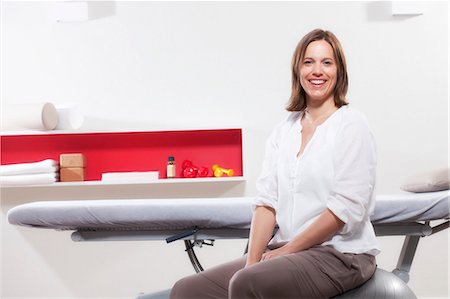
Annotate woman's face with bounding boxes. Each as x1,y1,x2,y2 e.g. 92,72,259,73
300,40,337,104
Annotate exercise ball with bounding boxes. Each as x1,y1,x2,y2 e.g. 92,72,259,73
333,268,417,299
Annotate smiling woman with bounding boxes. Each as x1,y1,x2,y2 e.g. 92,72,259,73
170,28,380,299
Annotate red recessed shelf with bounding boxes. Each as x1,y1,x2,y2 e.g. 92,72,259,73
0,129,243,182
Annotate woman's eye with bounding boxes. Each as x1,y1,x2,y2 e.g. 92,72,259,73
323,60,332,65
304,60,312,65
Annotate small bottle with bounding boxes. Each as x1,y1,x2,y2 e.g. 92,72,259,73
167,156,176,178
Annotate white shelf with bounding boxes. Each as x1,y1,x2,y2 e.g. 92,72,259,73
0,126,243,136
1,176,246,189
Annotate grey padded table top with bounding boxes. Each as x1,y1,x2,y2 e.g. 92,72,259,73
7,191,450,231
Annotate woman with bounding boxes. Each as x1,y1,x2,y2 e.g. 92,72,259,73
170,28,379,299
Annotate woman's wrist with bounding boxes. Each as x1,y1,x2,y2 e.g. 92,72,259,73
246,254,261,266
283,242,303,254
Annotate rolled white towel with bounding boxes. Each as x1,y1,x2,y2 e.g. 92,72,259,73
55,104,84,130
1,102,59,131
0,172,59,186
0,159,59,176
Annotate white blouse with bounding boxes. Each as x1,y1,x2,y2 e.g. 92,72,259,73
253,105,380,255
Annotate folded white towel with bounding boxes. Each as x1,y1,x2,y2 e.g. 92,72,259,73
0,159,59,176
0,172,59,186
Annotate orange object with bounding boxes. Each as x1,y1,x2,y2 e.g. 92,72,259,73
60,167,85,182
212,164,234,177
60,153,85,168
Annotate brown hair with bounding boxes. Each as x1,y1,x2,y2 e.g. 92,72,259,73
286,29,349,112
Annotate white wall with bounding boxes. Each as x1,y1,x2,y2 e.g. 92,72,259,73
1,1,448,298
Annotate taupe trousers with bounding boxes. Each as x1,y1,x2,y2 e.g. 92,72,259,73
170,245,376,299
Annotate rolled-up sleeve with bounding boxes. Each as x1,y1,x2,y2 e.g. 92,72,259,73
252,126,281,211
326,118,377,235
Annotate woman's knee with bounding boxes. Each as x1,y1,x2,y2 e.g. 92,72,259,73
170,275,201,299
229,268,256,298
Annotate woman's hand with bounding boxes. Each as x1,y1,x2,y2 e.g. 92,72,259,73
245,206,277,267
260,244,294,261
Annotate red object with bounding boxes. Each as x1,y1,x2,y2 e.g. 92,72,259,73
197,166,209,177
183,166,198,178
182,159,209,178
182,160,193,170
0,129,243,181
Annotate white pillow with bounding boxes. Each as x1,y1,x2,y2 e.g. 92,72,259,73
400,168,449,193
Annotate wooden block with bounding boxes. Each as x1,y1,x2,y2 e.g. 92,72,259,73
60,167,85,182
60,153,85,168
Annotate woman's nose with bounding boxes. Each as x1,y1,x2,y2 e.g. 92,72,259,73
312,63,323,76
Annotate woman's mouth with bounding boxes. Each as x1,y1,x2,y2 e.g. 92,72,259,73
309,79,326,87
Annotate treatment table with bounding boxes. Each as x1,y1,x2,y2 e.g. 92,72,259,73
7,190,450,298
